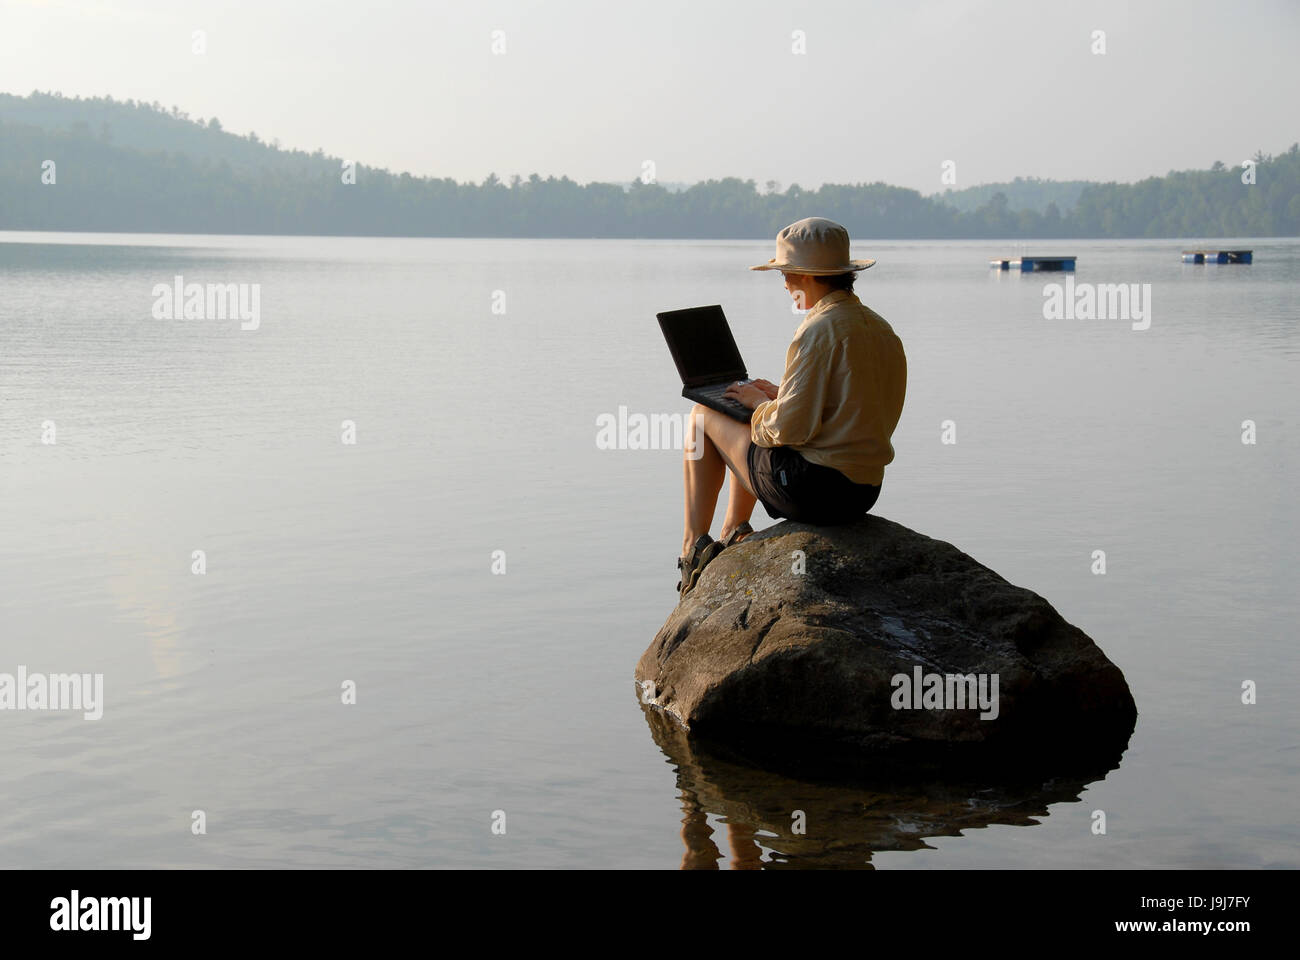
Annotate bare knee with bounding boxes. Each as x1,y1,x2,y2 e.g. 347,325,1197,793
687,403,715,440
685,404,714,461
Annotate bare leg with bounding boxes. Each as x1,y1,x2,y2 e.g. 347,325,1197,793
682,407,725,557
682,404,759,556
721,476,758,544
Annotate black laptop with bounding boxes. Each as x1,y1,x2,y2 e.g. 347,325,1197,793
657,305,755,423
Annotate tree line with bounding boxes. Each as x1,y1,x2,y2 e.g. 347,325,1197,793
1,92,1296,238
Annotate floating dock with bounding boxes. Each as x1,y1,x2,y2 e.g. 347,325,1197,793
1182,249,1252,264
989,255,1077,272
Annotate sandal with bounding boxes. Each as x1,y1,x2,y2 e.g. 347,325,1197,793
720,522,754,548
676,534,725,599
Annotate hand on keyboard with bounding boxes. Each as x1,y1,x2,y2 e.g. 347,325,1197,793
723,380,769,411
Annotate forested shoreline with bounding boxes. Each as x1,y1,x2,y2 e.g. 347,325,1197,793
2,92,1296,238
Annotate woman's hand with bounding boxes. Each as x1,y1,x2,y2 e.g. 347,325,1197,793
751,378,780,400
724,381,772,410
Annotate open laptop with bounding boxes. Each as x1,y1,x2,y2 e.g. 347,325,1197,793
657,305,755,423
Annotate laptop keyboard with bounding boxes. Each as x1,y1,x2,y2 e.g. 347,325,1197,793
695,382,753,416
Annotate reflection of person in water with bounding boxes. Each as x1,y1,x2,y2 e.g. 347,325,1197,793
678,788,761,870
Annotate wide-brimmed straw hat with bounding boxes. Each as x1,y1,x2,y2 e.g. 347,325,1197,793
749,216,875,275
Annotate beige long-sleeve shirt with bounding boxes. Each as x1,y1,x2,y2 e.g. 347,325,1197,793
750,289,906,486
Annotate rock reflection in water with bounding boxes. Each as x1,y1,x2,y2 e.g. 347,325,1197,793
641,703,1124,870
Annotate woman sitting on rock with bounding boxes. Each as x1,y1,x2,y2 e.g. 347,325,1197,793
677,217,907,598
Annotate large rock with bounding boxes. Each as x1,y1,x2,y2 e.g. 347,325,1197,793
636,516,1137,774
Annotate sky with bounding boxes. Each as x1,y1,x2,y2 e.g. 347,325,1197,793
1,0,1297,192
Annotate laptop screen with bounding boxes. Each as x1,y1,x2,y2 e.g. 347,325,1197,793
657,305,748,388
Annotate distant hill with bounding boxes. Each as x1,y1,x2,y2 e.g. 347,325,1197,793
2,92,1297,238
0,91,336,178
932,178,1091,214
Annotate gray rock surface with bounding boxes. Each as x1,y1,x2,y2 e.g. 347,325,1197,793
636,516,1137,772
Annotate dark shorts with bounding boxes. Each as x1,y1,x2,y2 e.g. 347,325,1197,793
746,442,881,524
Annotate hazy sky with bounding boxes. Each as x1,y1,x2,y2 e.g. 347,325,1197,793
2,0,1297,192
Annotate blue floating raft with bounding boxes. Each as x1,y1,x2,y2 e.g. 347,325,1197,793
1182,249,1252,264
989,255,1077,272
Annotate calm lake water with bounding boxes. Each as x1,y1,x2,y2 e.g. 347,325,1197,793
1,232,1296,868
